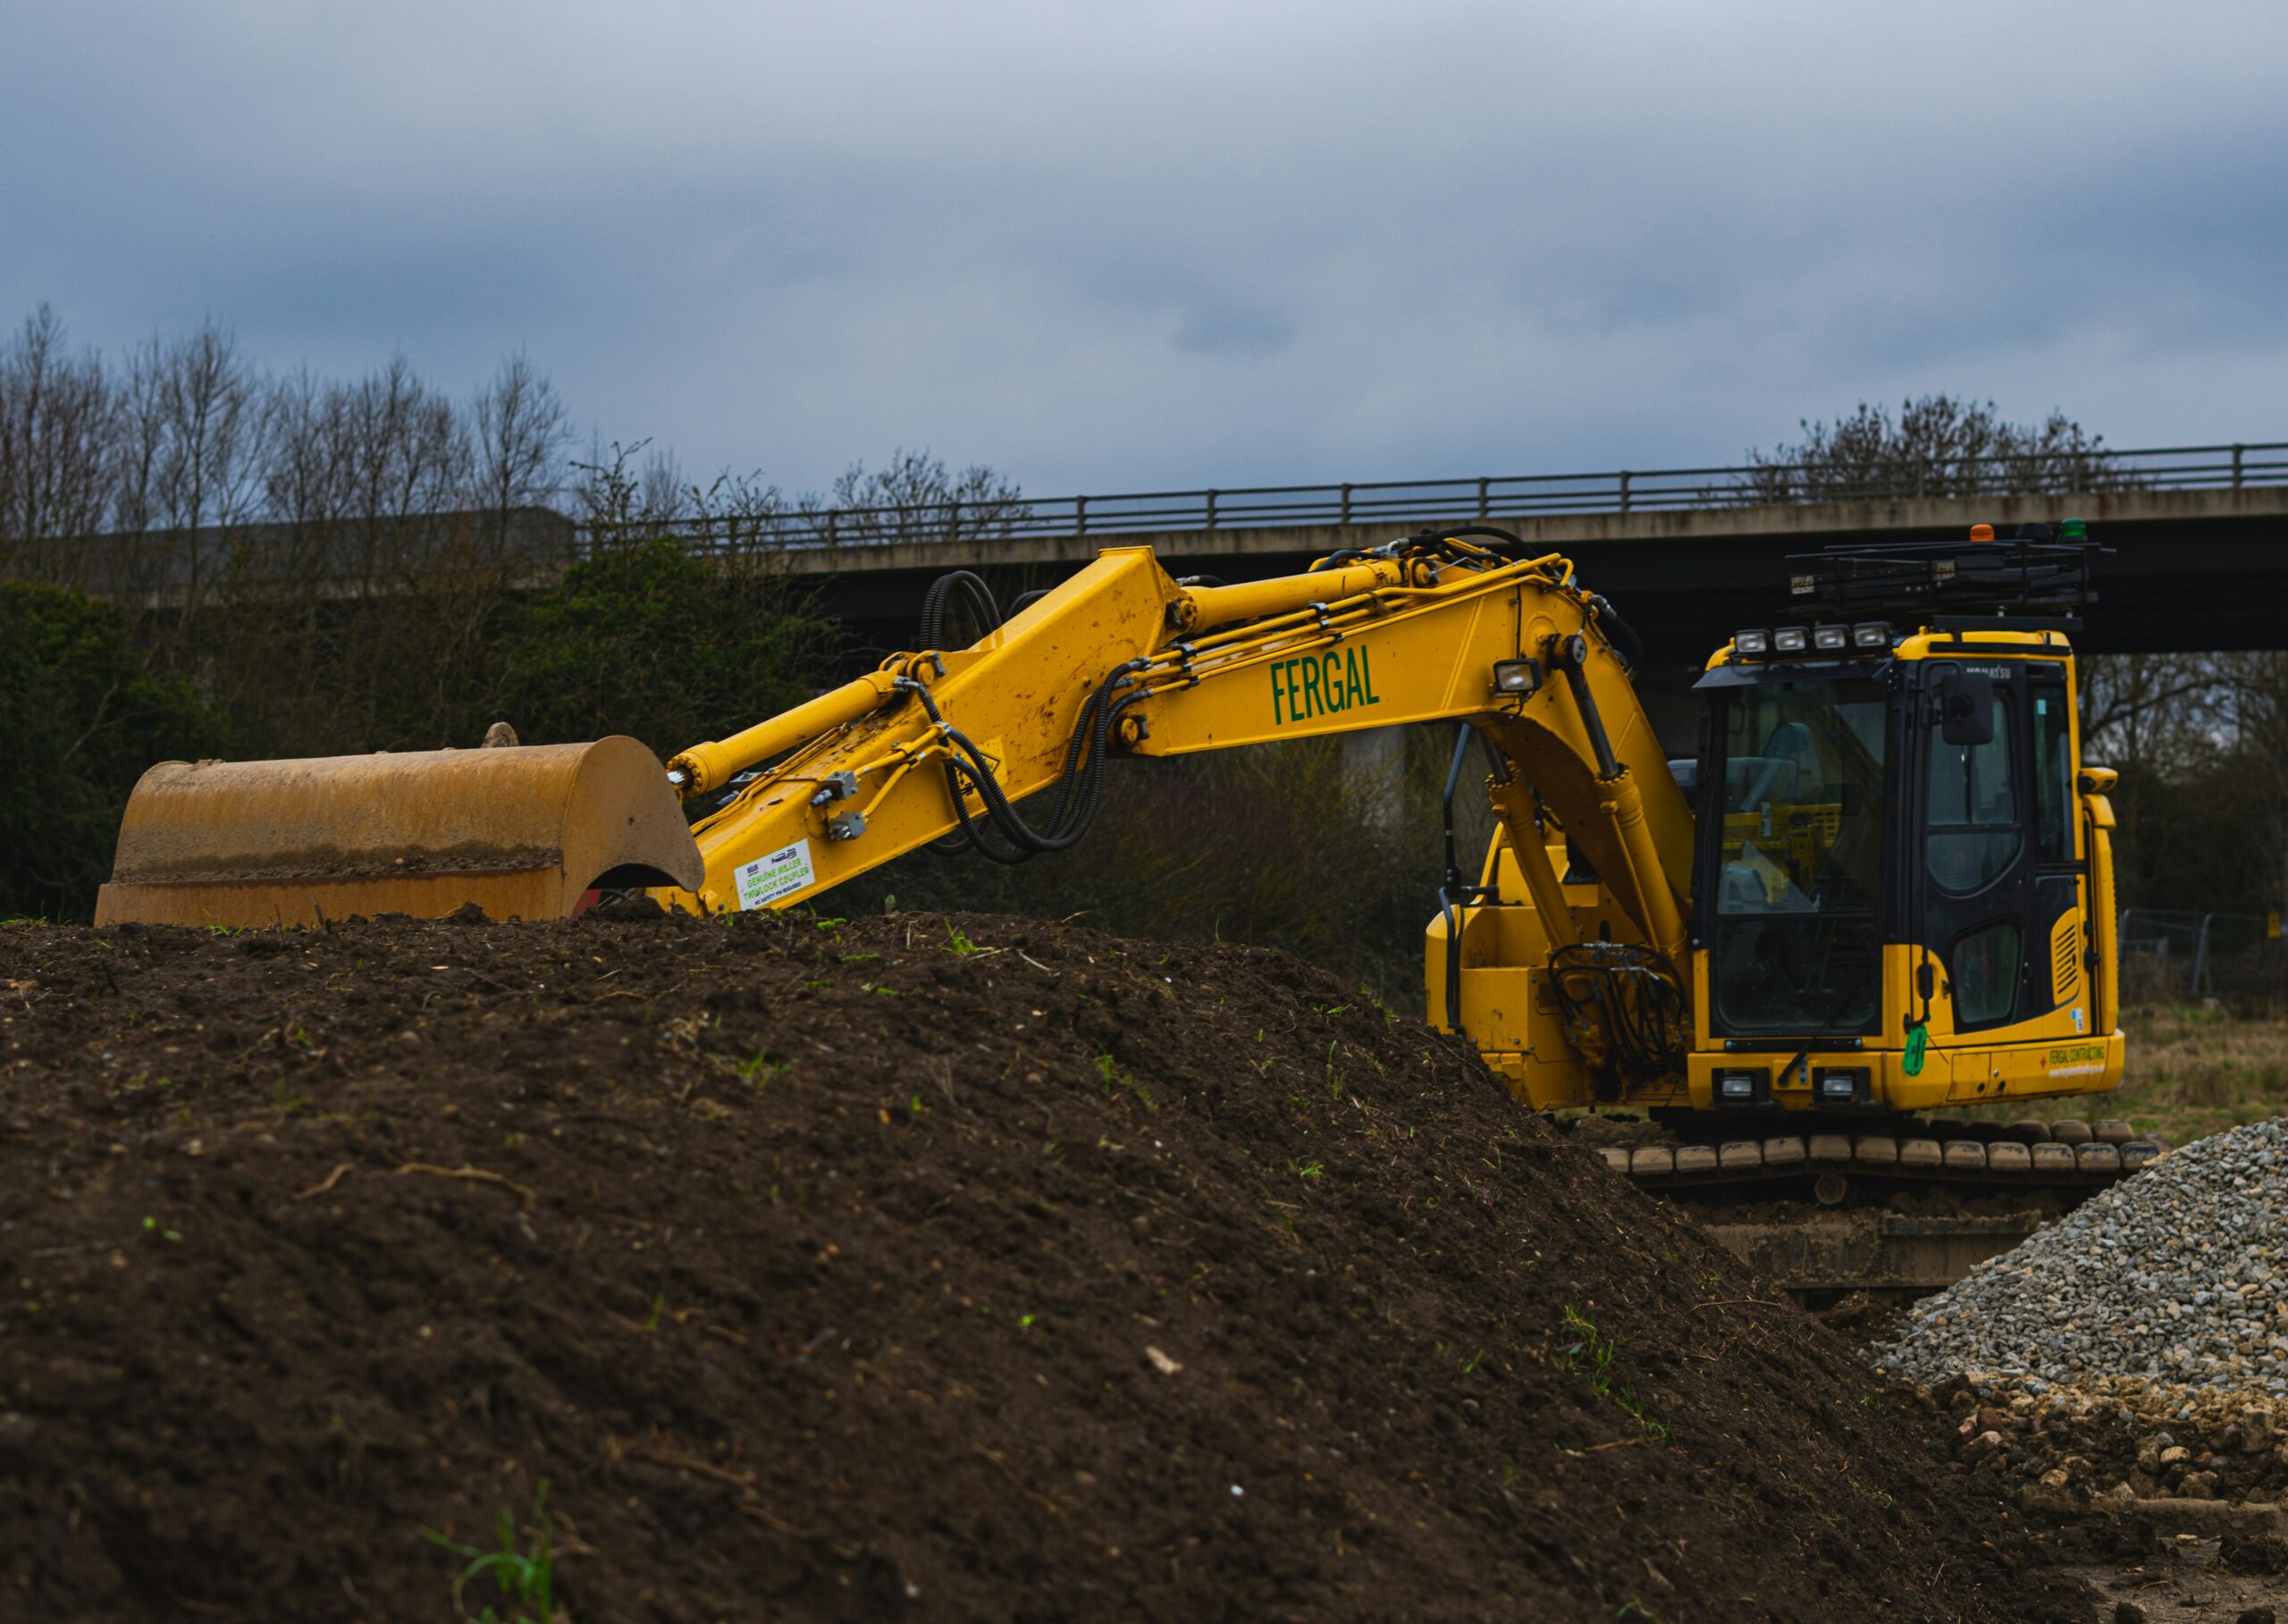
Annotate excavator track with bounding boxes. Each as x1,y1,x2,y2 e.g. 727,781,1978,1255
1603,1115,2165,1196
1586,1116,2168,1308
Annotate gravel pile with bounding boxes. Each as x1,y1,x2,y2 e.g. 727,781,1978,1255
1920,1371,2288,1502
1878,1118,2288,1394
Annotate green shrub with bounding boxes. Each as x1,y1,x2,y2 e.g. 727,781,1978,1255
0,581,224,920
497,536,828,756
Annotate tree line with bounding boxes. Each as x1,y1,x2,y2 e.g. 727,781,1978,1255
0,305,1022,919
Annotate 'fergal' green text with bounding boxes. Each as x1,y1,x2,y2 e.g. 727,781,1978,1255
1270,645,1381,726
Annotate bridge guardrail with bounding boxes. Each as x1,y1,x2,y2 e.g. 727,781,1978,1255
576,441,2288,554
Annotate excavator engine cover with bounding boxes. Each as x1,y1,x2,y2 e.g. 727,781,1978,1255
94,737,704,929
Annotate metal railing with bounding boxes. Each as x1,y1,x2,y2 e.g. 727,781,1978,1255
575,440,2288,555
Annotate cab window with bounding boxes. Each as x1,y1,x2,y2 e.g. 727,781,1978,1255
1926,694,2018,896
2030,674,2074,863
1950,919,2022,1026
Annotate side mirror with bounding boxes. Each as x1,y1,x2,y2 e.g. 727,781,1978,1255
1916,960,1935,1001
1939,669,1995,748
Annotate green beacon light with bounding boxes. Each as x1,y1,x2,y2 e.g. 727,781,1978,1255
2061,517,2088,541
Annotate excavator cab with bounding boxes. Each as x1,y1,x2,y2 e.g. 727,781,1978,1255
1687,528,2121,1115
1441,526,2123,1123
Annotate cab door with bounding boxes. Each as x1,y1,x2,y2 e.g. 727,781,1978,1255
2025,664,2092,1036
1914,660,2081,1039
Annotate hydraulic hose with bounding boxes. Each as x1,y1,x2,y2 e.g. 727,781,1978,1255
1437,723,1493,1033
919,569,1006,852
917,570,1002,652
1584,593,1644,673
1422,524,1529,553
902,662,1147,865
1547,941,1688,1085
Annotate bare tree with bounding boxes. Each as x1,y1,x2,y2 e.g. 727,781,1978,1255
0,306,118,585
471,351,569,562
2206,653,2288,913
111,321,270,627
820,448,1030,545
1743,396,2132,503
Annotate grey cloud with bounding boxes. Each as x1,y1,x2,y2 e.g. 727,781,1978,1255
2,0,2282,496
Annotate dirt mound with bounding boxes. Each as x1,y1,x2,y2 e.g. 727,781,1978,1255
0,911,2088,1621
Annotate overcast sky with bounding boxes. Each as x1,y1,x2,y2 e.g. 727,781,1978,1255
4,1,2283,496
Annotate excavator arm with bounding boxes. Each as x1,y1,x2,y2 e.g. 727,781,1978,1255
95,528,1695,1042
663,535,1695,970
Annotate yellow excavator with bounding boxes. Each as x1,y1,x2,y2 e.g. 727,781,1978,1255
97,521,2154,1285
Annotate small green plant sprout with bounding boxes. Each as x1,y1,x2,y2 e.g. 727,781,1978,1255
424,1479,557,1624
644,1290,665,1333
1558,1305,1616,1390
1092,1048,1155,1108
1559,1306,1671,1444
1289,1158,1325,1180
942,920,979,956
736,1051,783,1089
1459,1347,1485,1376
1019,1312,1038,1330
880,893,899,915
141,1216,182,1243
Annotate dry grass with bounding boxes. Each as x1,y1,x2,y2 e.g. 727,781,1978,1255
1964,1003,2288,1145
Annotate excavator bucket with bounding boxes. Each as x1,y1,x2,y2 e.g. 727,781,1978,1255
94,736,705,930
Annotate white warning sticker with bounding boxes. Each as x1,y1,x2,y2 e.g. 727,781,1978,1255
734,838,816,910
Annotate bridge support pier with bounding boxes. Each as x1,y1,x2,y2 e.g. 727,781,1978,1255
1343,725,1408,831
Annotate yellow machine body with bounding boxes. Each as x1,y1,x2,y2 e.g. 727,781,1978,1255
97,528,2124,1125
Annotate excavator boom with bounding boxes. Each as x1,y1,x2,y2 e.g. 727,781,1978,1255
658,539,1690,967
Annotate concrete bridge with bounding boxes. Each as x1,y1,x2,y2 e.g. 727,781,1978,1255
40,444,2288,661
779,481,2288,662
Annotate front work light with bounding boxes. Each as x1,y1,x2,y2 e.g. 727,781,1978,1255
1492,658,1542,696
1719,1073,1756,1098
1814,1066,1872,1106
1772,627,1809,653
1812,625,1848,652
1852,621,1889,648
1734,628,1770,656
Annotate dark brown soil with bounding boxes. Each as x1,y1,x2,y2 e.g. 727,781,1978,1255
0,909,2093,1622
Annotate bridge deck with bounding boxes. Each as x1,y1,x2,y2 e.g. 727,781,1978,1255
792,485,2288,659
